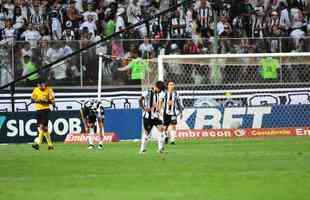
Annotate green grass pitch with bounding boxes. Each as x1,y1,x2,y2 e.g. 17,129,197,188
0,137,310,200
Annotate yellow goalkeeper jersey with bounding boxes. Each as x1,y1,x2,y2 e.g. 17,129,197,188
31,87,55,111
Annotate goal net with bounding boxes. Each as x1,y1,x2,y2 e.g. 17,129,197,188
141,52,310,133
141,52,310,108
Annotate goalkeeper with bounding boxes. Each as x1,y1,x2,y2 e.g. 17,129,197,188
31,79,55,150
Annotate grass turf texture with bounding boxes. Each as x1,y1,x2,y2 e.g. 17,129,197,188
0,137,310,200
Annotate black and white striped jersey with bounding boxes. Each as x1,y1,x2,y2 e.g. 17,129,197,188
81,99,105,119
141,89,161,119
160,90,183,116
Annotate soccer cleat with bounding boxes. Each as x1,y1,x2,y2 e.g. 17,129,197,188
98,144,104,149
158,148,165,154
48,145,55,150
32,143,40,150
170,141,176,145
88,145,95,149
139,149,147,154
164,136,169,144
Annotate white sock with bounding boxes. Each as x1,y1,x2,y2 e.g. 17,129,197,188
164,131,168,139
99,127,104,145
170,130,176,142
88,127,95,145
158,132,165,151
140,133,149,151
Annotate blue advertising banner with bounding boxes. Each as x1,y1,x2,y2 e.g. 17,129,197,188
0,111,83,143
104,109,142,140
1,104,310,143
182,104,310,129
0,109,142,143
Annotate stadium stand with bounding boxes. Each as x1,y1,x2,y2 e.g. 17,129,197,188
0,0,309,87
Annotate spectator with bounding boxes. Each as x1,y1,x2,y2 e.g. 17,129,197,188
112,36,124,59
22,55,38,82
12,6,25,40
117,47,149,85
66,0,83,30
29,4,43,30
127,0,141,25
232,13,245,37
21,42,33,62
3,0,14,20
279,2,291,36
183,39,200,54
240,0,255,37
79,15,97,38
149,13,164,38
266,10,280,36
171,9,186,39
19,0,30,21
139,36,154,58
290,2,304,30
82,3,98,22
46,42,66,81
252,6,266,38
21,23,41,48
270,25,282,52
50,7,62,40
0,5,9,41
40,24,51,41
217,15,226,36
105,13,116,37
3,19,15,42
62,21,76,41
196,0,214,35
222,22,233,37
185,6,194,37
115,7,126,33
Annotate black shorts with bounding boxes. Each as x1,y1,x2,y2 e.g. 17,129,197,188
86,114,97,124
163,114,177,127
143,118,162,133
37,109,50,126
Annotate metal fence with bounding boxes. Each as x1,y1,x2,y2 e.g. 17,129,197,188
0,37,310,88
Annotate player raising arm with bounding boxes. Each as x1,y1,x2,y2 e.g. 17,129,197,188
139,81,165,154
159,80,183,145
80,100,105,149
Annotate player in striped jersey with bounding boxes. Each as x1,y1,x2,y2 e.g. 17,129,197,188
80,99,105,149
139,81,165,154
159,80,183,145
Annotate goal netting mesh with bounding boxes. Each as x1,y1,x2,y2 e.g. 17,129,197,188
142,52,310,108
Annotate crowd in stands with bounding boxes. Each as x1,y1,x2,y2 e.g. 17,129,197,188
0,0,309,86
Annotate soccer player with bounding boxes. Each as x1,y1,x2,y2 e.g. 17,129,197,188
31,79,55,150
139,81,165,154
80,99,105,149
159,80,183,145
